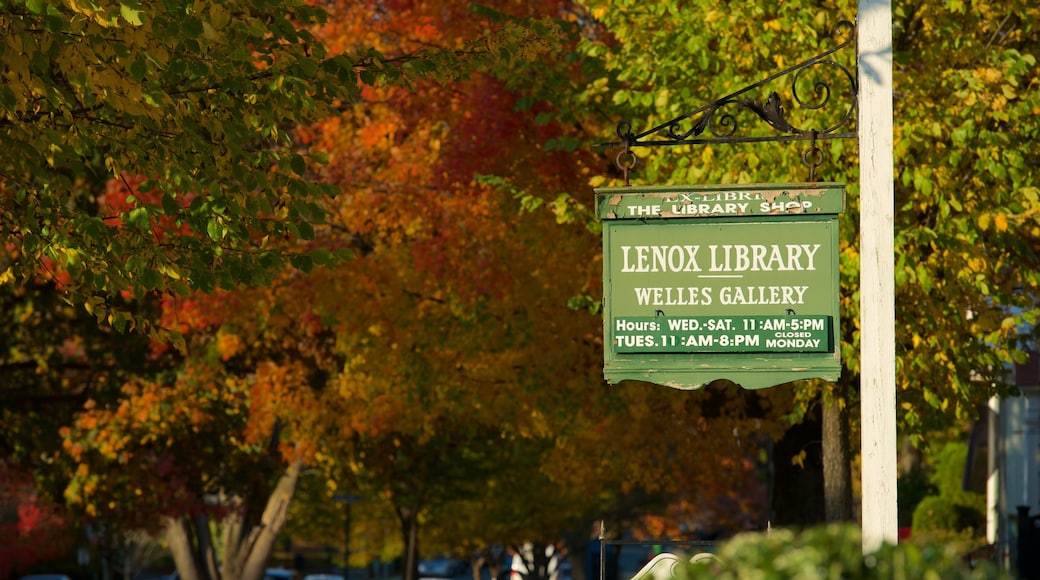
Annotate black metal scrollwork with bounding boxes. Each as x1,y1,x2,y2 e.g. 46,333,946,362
603,20,858,178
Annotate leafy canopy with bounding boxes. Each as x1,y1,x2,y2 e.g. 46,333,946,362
0,0,562,332
1,0,353,308
569,0,1040,438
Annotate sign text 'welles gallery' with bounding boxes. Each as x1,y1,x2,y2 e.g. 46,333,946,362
597,183,845,390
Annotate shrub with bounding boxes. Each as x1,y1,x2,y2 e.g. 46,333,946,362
908,442,986,537
912,496,962,532
930,442,986,518
679,523,1006,579
897,466,935,527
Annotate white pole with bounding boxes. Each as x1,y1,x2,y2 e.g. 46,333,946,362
987,395,999,545
857,0,898,553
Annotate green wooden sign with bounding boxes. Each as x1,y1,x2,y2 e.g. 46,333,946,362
597,183,845,390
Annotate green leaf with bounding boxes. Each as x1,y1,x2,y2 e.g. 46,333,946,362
290,154,307,176
127,207,150,230
0,85,16,109
310,248,333,266
183,17,204,38
290,254,313,272
130,58,148,81
120,4,143,25
332,248,355,262
162,193,179,216
207,220,222,240
140,268,162,290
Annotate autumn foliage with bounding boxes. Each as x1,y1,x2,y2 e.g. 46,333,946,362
7,7,785,579
0,462,73,578
25,0,1040,577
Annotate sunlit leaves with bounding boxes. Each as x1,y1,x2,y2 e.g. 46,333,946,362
0,0,361,317
58,369,241,525
23,0,1040,563
1,1,590,572
133,0,609,560
570,0,1040,441
887,1,1040,433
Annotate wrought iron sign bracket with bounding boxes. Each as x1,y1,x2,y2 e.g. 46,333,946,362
603,20,858,185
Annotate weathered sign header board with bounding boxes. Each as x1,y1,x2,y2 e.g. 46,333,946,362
596,183,845,390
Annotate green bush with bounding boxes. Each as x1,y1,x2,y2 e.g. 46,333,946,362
912,496,963,532
908,442,986,536
679,523,1006,579
930,442,986,517
898,466,936,527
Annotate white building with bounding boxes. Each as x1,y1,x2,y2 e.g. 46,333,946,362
987,351,1040,572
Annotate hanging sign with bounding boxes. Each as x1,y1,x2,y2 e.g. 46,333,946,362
597,183,845,390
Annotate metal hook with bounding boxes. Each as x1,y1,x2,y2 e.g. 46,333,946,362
803,129,824,182
616,146,638,187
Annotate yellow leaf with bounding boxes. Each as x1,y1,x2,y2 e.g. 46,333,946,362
994,213,1008,232
975,67,1003,84
700,145,715,163
704,10,725,23
654,89,669,109
978,213,991,230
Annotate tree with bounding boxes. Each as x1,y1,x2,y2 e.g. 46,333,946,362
559,0,1040,522
56,352,321,579
286,3,609,577
0,461,73,579
0,0,559,328
0,268,179,559
0,0,353,319
223,129,602,580
9,7,918,580
3,1,566,578
289,1,795,562
104,6,786,580
0,275,161,461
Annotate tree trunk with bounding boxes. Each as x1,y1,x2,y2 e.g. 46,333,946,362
165,517,207,580
822,386,853,522
221,507,247,580
398,507,420,580
237,459,303,580
164,459,304,580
